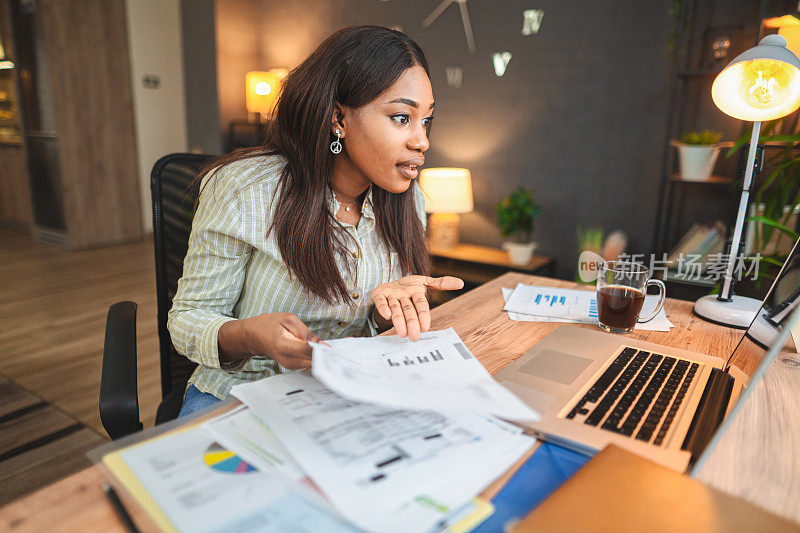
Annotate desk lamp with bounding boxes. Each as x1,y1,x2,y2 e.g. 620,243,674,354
419,167,474,249
694,34,800,328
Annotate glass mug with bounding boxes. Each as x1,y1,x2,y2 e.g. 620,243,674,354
596,261,666,334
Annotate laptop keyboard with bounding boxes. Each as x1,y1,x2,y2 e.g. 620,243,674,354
565,347,699,446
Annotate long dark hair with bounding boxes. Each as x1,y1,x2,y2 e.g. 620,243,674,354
200,26,431,304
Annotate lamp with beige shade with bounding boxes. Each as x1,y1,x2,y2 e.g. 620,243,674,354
419,167,474,249
245,68,288,120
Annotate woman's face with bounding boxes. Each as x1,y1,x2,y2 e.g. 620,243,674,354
336,65,434,194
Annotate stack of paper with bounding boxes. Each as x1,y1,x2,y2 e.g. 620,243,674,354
502,283,674,332
231,373,534,533
102,419,356,533
225,329,539,532
101,330,537,532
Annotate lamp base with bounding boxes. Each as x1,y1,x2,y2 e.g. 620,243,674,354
693,294,762,329
428,213,460,249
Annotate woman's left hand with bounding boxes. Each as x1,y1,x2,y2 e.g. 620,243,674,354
370,275,464,341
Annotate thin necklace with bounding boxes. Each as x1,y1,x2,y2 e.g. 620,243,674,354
333,190,358,212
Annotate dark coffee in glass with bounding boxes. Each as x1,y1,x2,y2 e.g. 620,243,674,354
596,261,665,334
597,286,646,331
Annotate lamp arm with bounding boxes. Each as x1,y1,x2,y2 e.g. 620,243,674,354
719,121,761,301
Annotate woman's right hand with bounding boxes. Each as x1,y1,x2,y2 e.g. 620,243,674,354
218,312,323,370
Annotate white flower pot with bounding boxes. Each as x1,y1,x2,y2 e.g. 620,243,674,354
672,142,721,181
503,241,537,265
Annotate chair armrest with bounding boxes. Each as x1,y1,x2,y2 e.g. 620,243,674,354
99,301,143,440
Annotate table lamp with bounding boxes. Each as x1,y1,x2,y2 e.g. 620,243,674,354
694,34,800,328
245,70,283,119
419,167,474,249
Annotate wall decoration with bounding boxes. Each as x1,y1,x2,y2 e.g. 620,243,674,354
422,0,476,53
493,52,512,77
712,36,731,60
446,66,463,88
522,9,544,36
700,24,747,69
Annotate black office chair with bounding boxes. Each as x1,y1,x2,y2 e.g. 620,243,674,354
100,153,214,440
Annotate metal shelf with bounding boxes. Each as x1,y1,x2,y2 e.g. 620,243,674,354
652,0,765,259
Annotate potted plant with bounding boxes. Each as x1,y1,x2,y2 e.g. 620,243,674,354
495,187,542,265
671,129,723,181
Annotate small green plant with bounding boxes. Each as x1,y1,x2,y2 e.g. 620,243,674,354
576,227,604,255
495,187,542,243
679,129,723,145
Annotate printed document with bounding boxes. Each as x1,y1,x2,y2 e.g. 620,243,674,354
102,422,356,533
201,406,333,511
310,327,539,421
231,373,535,533
503,283,598,320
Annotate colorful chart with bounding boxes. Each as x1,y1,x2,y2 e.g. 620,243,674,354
203,442,257,474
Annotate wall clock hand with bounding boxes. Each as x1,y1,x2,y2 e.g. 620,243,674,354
422,0,476,53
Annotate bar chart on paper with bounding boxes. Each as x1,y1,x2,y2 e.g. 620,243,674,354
503,284,599,320
203,442,257,474
385,342,473,367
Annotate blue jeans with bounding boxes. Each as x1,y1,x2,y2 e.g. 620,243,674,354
178,384,222,418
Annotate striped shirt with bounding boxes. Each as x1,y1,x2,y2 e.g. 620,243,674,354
167,154,427,399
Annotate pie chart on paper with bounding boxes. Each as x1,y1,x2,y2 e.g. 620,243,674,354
203,442,257,474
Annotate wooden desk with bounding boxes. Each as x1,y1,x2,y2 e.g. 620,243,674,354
2,272,798,530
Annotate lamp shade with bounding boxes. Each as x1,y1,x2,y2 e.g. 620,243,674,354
419,167,474,214
711,34,800,121
245,71,281,115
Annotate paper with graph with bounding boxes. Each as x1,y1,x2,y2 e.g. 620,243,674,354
310,327,538,421
231,372,534,533
502,283,599,320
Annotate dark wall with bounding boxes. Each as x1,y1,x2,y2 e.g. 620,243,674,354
203,0,763,279
181,0,224,154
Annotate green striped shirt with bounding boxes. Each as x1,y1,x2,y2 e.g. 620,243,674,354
167,155,426,399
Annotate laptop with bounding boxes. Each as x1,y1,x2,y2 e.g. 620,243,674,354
495,239,800,472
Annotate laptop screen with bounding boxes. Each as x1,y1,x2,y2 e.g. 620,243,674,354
723,236,800,377
689,238,800,472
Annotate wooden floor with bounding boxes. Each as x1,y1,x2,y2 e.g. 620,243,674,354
0,376,107,505
0,227,162,436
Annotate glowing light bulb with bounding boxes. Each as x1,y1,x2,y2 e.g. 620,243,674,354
748,70,776,104
742,59,793,108
254,81,272,96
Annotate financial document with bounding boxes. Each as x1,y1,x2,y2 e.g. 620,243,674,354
202,406,304,482
201,406,333,512
310,327,539,422
503,283,598,320
231,373,535,533
103,422,356,533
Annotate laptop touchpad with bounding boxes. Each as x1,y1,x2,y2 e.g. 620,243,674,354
519,349,592,385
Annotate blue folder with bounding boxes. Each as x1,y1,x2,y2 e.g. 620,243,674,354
472,442,591,532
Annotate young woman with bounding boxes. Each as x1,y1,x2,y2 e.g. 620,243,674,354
168,26,464,416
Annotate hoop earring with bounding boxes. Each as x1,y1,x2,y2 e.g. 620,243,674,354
330,129,343,154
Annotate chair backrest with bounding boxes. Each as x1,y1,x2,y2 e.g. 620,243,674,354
151,153,215,399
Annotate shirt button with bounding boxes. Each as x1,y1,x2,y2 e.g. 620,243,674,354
352,250,359,258
338,321,347,327
351,292,360,300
